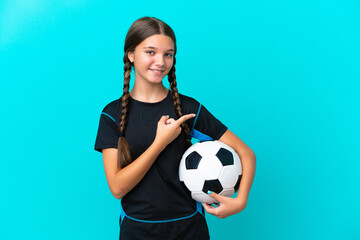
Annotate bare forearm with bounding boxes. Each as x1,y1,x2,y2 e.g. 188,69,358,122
113,140,165,199
237,151,256,202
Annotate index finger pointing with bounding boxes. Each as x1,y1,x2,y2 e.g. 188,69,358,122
175,114,196,125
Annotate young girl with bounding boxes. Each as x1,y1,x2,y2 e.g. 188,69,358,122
94,16,256,240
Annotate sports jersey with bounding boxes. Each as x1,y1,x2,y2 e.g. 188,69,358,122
94,89,228,239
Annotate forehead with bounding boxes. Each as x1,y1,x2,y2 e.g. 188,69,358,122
137,34,174,51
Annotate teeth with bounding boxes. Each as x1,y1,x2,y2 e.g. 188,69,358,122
151,69,162,73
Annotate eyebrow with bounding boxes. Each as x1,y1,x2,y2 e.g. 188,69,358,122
143,46,174,52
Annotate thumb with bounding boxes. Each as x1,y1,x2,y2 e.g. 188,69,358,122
207,190,225,202
160,115,170,122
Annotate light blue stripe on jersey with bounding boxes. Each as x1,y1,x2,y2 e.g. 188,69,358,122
190,103,213,141
101,112,116,123
119,200,203,224
191,129,213,141
192,103,201,130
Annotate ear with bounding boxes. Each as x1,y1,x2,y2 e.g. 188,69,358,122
127,51,134,63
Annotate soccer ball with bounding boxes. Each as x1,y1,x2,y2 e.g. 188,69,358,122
179,140,242,204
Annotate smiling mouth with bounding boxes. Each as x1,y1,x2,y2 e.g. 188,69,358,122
149,68,164,72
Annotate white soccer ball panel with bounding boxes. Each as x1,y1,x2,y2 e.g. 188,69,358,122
179,156,186,181
194,141,219,157
219,166,240,188
183,170,204,191
192,191,215,204
234,154,242,175
219,188,235,197
198,156,223,180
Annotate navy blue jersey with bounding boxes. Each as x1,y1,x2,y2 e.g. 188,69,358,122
94,89,228,238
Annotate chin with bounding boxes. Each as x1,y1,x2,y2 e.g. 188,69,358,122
148,76,165,83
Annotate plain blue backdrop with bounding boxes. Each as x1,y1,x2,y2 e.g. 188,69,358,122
1,0,359,239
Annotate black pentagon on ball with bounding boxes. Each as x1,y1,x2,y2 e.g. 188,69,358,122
185,151,202,169
202,179,223,194
216,147,234,166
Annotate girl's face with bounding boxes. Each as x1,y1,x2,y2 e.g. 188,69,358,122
128,34,174,85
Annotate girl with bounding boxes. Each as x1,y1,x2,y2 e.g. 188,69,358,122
94,16,256,240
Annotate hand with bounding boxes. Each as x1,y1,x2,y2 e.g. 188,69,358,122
154,114,196,149
165,117,176,125
202,191,248,219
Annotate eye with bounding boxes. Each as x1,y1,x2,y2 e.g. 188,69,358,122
165,53,173,57
146,51,154,55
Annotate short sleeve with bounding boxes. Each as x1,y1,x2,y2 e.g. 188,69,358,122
192,103,228,140
94,111,122,153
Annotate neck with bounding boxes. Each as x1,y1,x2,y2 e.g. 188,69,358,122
130,83,169,103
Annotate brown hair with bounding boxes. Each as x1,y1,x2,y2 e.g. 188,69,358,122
118,16,192,169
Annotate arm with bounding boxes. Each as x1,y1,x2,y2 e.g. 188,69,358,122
219,129,256,204
203,129,256,218
102,140,165,199
102,114,196,199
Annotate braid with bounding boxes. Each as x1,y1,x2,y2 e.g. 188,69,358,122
168,56,192,149
117,53,134,169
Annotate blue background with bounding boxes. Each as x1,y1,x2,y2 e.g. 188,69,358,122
1,0,359,239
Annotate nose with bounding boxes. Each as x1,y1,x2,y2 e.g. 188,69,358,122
155,54,165,67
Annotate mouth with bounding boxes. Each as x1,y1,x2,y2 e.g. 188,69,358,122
149,68,165,75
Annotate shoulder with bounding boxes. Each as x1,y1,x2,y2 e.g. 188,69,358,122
100,97,122,124
178,92,201,113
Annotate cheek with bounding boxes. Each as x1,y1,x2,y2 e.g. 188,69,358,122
166,58,174,68
135,53,151,66
141,57,153,68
